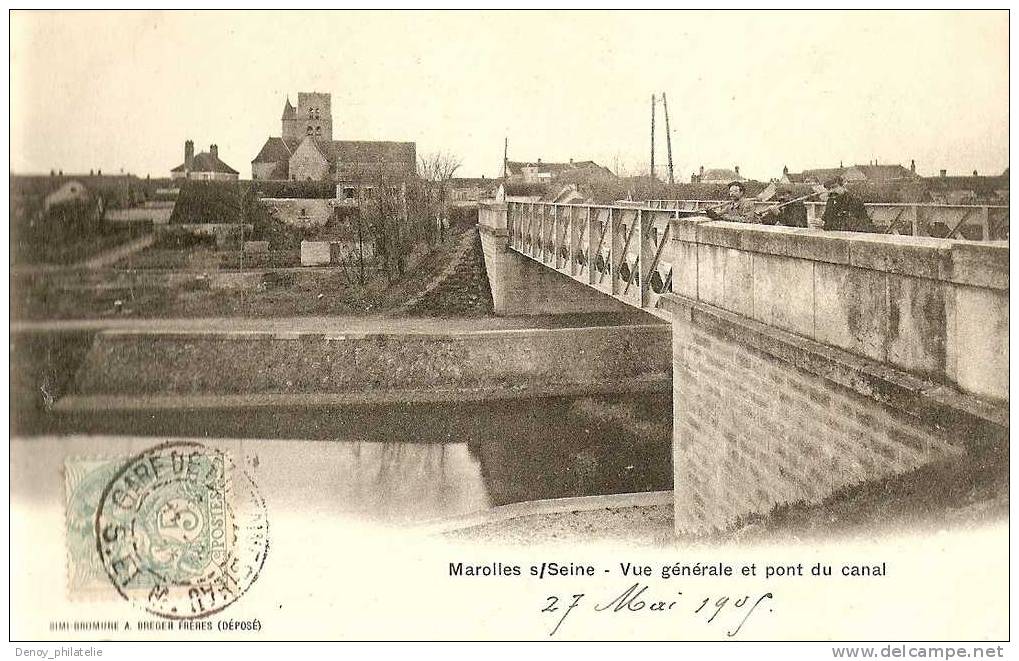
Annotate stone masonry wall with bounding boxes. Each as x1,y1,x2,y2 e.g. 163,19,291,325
669,299,987,534
72,323,671,400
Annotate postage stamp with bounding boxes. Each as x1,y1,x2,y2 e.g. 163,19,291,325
66,441,269,619
65,456,127,599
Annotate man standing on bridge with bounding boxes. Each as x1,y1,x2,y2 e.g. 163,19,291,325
821,176,875,232
708,181,761,223
760,190,809,228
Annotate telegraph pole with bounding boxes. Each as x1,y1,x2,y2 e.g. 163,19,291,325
649,94,656,198
503,137,508,180
662,92,675,185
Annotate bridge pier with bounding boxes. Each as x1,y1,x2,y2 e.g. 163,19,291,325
663,222,1008,534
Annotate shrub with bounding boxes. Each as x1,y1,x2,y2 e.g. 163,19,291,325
243,191,303,250
169,181,244,224
244,180,335,199
217,250,300,270
262,271,296,289
152,227,217,250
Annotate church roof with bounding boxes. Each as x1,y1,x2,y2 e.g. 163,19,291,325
251,136,417,178
252,137,295,163
329,140,416,164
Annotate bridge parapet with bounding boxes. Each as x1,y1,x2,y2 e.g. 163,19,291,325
668,219,1008,401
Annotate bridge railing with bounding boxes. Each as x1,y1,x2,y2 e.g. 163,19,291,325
507,202,680,320
643,199,1008,240
505,199,1011,320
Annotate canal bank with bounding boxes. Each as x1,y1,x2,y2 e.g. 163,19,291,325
11,311,667,421
11,312,675,515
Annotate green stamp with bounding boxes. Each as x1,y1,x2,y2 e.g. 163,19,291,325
68,441,268,619
65,456,128,598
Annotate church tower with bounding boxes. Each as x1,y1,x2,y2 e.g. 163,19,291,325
281,92,332,142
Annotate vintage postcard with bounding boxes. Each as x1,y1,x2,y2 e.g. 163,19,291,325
7,8,1010,655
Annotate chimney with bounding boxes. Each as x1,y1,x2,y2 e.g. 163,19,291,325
782,165,789,175
210,144,218,159
185,140,194,169
537,158,542,164
973,170,979,176
734,165,740,177
910,159,916,174
699,165,704,175
940,169,947,177
840,160,844,168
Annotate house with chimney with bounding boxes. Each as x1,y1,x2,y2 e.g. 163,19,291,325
924,168,1009,205
690,166,745,184
504,159,615,185
447,176,500,207
171,140,239,181
781,160,920,185
251,92,417,184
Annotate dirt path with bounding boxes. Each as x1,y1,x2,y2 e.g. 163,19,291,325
80,233,155,269
11,310,664,335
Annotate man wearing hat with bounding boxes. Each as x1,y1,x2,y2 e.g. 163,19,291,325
821,176,874,232
708,181,761,223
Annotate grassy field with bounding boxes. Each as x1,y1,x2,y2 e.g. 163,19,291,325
11,226,480,320
12,224,149,267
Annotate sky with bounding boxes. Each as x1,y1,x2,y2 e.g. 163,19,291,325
9,10,1009,180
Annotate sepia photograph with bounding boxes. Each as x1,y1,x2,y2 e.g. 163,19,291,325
6,8,1011,653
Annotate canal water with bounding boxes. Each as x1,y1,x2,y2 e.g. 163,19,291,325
16,394,673,524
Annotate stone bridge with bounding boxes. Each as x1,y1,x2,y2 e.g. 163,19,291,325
478,200,1008,534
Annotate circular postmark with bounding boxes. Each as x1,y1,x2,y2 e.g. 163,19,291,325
94,441,269,619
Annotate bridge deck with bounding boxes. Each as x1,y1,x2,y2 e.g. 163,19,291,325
505,200,1008,320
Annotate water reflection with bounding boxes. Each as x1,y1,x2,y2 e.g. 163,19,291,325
19,394,672,522
246,440,492,523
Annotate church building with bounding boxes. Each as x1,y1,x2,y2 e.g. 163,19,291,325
251,92,417,183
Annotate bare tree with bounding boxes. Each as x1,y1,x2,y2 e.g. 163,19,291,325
418,151,462,245
418,151,462,183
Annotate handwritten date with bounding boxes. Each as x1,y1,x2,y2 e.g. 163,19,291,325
541,582,773,637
